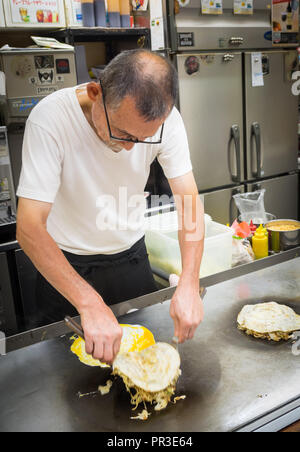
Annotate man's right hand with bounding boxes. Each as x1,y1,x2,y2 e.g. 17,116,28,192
80,298,123,365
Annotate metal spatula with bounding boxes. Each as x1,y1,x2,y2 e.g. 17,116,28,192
65,316,85,339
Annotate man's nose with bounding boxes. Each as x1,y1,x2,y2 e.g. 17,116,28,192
122,141,135,151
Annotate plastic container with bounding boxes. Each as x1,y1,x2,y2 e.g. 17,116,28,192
120,0,130,27
107,0,121,27
144,211,233,278
81,0,96,26
94,0,106,26
266,219,300,252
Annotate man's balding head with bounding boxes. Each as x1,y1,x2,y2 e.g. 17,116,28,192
100,50,178,121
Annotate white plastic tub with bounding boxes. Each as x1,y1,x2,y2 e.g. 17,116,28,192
144,210,233,278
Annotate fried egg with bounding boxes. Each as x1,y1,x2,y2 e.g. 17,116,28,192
70,324,155,367
237,302,300,341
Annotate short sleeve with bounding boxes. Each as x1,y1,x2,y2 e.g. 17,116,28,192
156,107,192,180
16,119,63,203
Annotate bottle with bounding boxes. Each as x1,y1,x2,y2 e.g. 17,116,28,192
81,0,96,26
286,1,293,30
107,0,121,27
252,224,268,260
249,220,257,234
248,220,257,245
120,0,130,28
94,0,106,26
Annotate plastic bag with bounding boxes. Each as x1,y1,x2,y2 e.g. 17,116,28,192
233,190,267,224
232,237,255,267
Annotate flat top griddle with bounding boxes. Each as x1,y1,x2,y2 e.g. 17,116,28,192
0,257,300,432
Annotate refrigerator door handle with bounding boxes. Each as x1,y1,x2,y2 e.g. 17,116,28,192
229,125,241,183
251,122,262,178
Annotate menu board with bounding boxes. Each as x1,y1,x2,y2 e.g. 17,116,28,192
3,0,66,27
272,0,299,45
0,0,6,26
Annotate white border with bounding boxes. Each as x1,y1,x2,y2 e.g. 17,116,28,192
3,0,66,27
0,0,6,27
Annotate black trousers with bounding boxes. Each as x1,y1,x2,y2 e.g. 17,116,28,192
35,236,157,326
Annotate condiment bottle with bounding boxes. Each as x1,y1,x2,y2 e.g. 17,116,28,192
249,220,257,234
252,224,268,260
263,226,268,237
248,220,257,245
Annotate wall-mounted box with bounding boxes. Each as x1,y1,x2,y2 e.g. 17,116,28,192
3,0,66,27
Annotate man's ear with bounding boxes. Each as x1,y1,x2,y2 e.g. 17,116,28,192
86,82,102,102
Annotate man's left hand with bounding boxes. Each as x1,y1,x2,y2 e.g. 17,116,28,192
169,283,204,343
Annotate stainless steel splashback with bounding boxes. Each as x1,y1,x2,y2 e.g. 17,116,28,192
172,0,274,51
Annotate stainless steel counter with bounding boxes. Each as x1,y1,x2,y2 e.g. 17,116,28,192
0,253,300,432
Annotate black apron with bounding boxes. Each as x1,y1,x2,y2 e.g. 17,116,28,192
35,236,157,326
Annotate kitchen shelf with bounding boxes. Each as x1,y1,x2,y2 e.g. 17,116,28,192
45,26,150,46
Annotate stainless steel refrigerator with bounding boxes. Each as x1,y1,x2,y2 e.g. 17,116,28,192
161,0,299,224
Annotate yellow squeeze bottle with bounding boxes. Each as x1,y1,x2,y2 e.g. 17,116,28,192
252,224,268,259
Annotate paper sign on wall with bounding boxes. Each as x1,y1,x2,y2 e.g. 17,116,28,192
3,0,65,27
150,0,165,51
201,0,223,15
234,0,253,15
251,53,264,87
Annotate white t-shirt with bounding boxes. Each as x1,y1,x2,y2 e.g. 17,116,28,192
17,85,192,255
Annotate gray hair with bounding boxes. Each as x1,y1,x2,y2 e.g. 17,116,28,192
100,49,178,121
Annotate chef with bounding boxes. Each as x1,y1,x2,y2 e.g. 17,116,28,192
16,49,204,364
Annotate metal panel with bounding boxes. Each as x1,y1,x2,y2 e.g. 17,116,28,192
0,49,76,102
0,252,18,336
237,398,300,432
7,122,25,192
177,52,244,191
244,51,298,180
0,126,16,211
247,174,299,221
174,0,273,51
1,254,300,432
6,247,300,351
14,249,38,331
203,185,244,224
176,25,273,51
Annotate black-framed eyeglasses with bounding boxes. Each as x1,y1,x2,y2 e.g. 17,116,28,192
99,79,164,145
